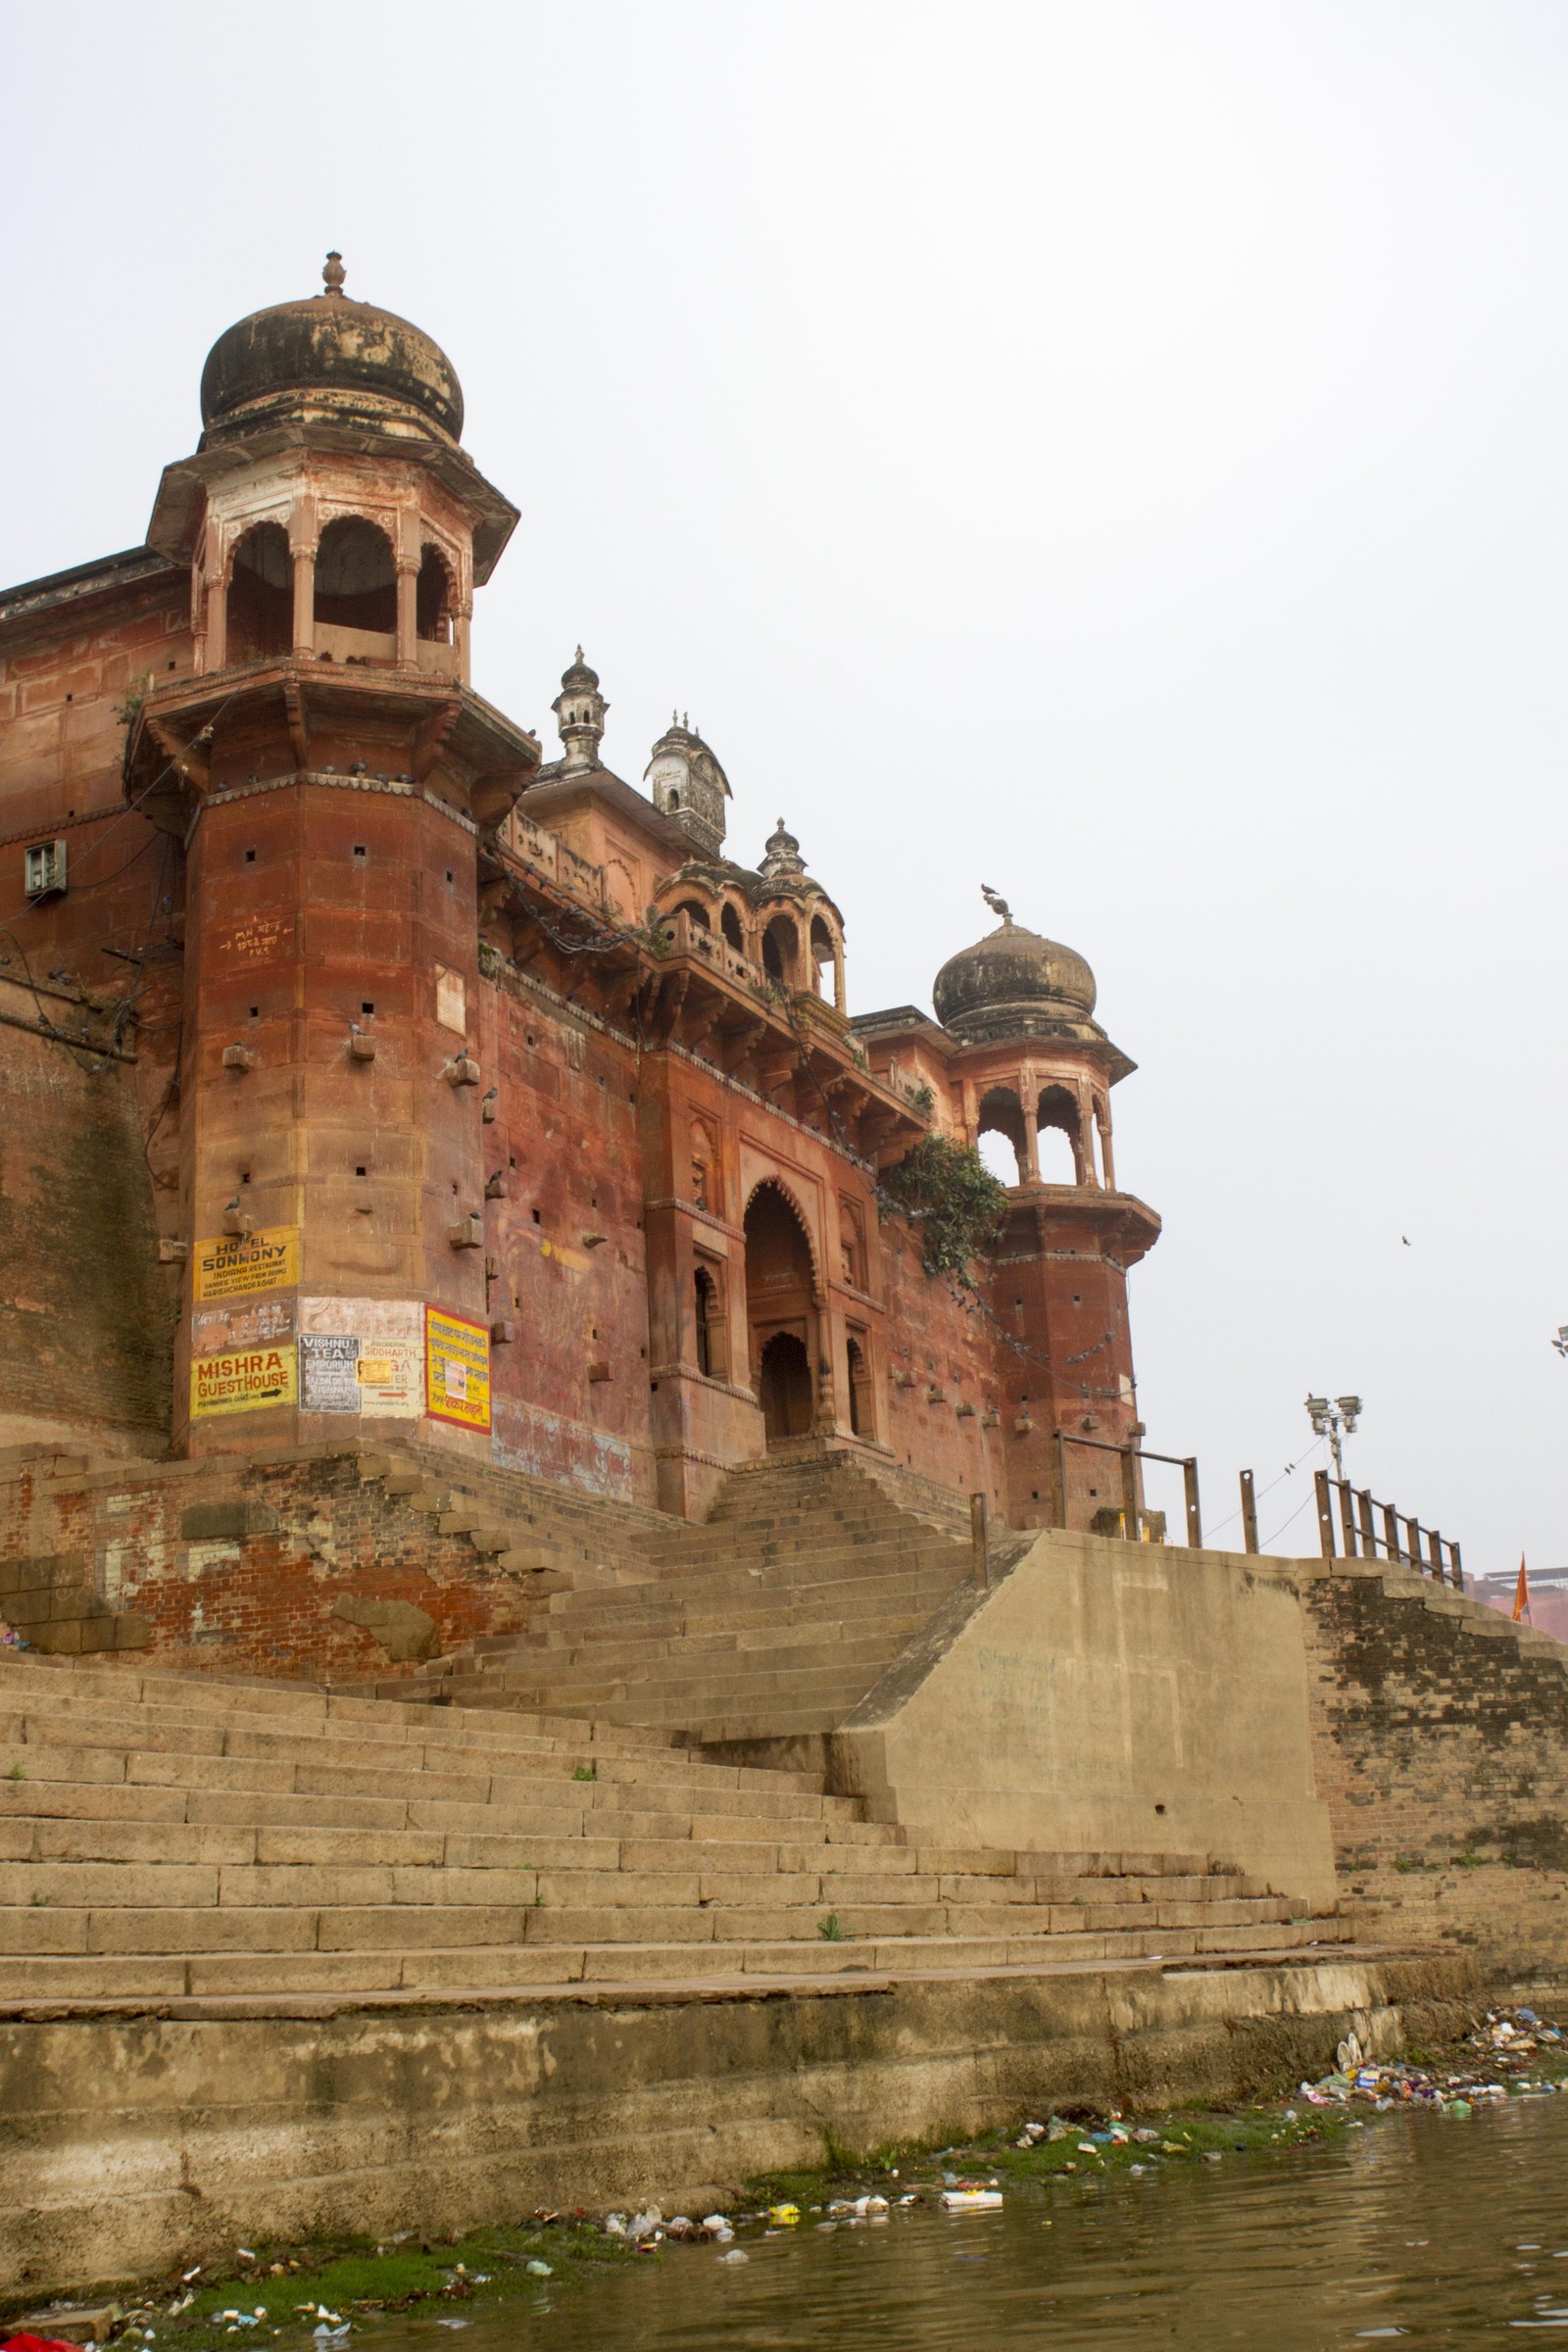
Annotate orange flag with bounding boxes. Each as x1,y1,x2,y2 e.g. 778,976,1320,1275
1513,1554,1532,1624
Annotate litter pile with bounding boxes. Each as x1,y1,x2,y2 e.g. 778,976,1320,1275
1296,2007,1568,2120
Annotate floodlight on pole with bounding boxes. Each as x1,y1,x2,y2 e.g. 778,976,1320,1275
1304,1391,1359,1483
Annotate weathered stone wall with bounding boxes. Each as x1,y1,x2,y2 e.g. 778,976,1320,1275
0,570,188,1456
1298,1562,1568,1980
1,1954,1475,2296
833,1531,1339,1909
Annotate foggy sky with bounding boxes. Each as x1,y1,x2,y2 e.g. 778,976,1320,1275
3,0,1563,1571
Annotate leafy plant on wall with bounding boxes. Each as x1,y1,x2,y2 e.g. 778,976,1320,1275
877,1136,1008,1284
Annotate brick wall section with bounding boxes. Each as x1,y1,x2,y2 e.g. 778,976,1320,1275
1298,1561,1568,1980
0,1446,562,1684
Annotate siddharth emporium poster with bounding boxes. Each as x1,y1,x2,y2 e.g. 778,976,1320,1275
424,1306,491,1433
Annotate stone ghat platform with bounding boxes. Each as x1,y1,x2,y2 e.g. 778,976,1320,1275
0,1649,1479,2295
0,1652,1345,2001
7,1948,1477,2297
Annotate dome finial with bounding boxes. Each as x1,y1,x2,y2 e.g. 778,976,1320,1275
760,816,806,881
321,250,347,296
981,882,1012,924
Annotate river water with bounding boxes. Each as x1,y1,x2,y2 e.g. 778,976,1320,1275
377,2093,1568,2348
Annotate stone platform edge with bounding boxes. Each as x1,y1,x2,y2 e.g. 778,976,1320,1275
7,1947,1479,2298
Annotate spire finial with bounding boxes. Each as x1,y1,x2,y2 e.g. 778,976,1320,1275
574,644,583,663
322,250,347,296
981,882,1012,923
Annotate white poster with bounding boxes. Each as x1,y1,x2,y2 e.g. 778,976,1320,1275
297,1298,425,1417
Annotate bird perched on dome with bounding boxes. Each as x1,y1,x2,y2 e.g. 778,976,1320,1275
981,884,1012,922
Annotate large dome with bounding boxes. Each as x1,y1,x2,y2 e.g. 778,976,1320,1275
933,916,1098,1046
199,254,464,447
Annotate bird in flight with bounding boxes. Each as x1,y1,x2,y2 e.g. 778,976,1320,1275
1401,1235,1411,1247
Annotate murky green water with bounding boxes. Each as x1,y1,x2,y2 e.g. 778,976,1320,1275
377,2094,1568,2347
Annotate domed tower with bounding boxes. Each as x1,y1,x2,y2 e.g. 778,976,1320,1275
122,257,540,1458
929,889,1160,1532
645,714,730,857
553,650,608,774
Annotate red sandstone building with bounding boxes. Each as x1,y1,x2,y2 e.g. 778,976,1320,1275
0,261,1160,1530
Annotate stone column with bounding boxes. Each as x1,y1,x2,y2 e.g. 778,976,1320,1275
396,560,419,668
1020,1074,1041,1183
291,546,316,658
1097,1099,1116,1192
204,572,228,674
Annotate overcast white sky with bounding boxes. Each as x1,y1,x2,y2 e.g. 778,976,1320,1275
3,1,1564,1572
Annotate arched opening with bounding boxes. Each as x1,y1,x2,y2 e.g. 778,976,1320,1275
759,1332,813,1441
672,897,710,931
1037,1085,1084,1185
694,1265,726,1379
416,544,455,642
846,1335,872,1438
720,904,745,954
761,914,799,986
977,1086,1028,1186
744,1181,817,1445
809,914,837,1001
314,516,397,646
227,523,291,662
689,1120,716,1213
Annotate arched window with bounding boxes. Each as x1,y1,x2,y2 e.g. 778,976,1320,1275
762,914,798,985
416,544,455,642
977,1086,1028,1186
689,1119,716,1213
846,1335,872,1438
694,1265,726,1379
315,516,397,642
227,522,291,662
809,914,837,1001
1037,1084,1083,1184
720,904,744,954
672,897,710,930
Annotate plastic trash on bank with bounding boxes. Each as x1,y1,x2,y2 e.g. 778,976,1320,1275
940,2188,1004,2211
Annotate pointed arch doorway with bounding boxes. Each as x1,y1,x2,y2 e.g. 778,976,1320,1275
744,1181,818,1444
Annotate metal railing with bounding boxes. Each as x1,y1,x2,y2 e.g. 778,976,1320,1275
1049,1430,1201,1547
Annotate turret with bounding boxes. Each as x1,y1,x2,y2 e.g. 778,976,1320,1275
552,650,608,774
645,714,730,857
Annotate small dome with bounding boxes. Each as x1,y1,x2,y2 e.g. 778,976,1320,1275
933,915,1098,1045
200,254,464,446
559,647,600,692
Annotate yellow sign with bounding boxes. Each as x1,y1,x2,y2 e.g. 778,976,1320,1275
425,1306,491,1434
190,1343,298,1418
194,1225,299,1301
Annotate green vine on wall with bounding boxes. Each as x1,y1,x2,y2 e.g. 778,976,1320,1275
876,1135,1008,1283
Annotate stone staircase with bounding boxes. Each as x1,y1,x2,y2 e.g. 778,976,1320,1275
388,1452,1034,1741
0,1648,1351,2006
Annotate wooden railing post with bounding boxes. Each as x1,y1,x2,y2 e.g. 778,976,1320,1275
1183,1458,1202,1549
1449,1540,1464,1592
1404,1515,1422,1573
1357,1489,1378,1557
970,1492,990,1591
1315,1470,1336,1557
1120,1443,1141,1544
1338,1479,1359,1557
1049,1430,1067,1530
1382,1501,1402,1564
1427,1527,1446,1584
1240,1469,1259,1555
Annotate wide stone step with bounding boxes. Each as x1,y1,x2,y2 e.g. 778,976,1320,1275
0,1915,1353,2006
